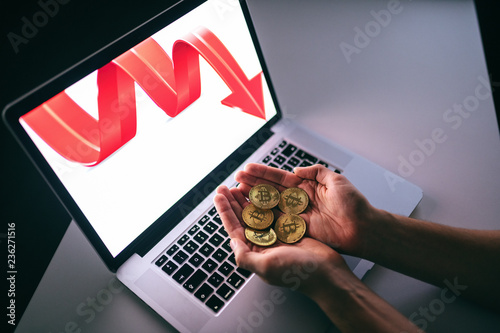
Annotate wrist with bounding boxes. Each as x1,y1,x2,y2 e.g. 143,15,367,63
304,263,368,319
300,259,359,304
354,207,397,260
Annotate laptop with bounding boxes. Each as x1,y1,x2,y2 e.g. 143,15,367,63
2,0,423,332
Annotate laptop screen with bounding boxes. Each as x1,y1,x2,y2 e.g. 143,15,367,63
18,0,278,257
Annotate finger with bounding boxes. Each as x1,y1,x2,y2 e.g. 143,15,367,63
294,164,337,187
213,192,245,239
235,163,302,190
234,182,252,198
229,187,249,208
216,185,244,217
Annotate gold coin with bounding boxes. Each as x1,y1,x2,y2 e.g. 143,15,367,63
242,204,274,230
274,214,306,244
249,184,280,209
278,187,309,214
244,227,277,247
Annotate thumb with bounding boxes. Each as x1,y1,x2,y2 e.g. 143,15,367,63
294,164,332,185
230,238,249,263
230,238,261,274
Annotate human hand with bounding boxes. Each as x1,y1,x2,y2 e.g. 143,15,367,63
213,185,351,296
233,163,378,257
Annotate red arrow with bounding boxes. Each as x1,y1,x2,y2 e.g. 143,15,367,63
175,27,265,119
21,27,266,166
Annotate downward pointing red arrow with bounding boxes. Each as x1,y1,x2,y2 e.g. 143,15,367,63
222,72,265,119
178,27,266,119
22,26,266,166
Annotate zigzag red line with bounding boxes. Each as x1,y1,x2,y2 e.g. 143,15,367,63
22,27,265,166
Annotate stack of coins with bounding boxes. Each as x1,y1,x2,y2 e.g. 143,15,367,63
242,184,308,246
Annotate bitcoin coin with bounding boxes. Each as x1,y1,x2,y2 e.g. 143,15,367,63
242,204,274,230
274,214,306,244
249,184,280,209
278,187,309,214
245,227,277,247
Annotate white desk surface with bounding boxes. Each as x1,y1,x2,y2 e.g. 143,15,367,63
15,0,500,332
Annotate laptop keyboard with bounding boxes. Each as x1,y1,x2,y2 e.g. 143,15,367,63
153,140,341,314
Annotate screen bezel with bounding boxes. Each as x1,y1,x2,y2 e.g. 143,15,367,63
2,0,282,271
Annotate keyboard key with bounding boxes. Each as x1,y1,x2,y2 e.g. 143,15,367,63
189,253,205,267
208,207,217,216
279,140,287,148
177,234,189,245
227,272,245,289
161,260,178,275
188,224,200,235
155,255,167,267
318,160,329,168
296,149,318,163
218,226,228,238
183,270,208,293
199,243,215,257
288,157,300,166
268,163,279,168
222,238,232,253
262,155,271,164
212,214,222,225
334,169,342,174
237,267,252,278
198,215,210,226
194,231,209,244
203,221,218,234
184,240,199,254
274,155,286,165
282,144,297,157
209,233,224,247
281,164,293,172
212,248,228,263
202,258,218,273
299,160,312,167
172,264,194,284
218,262,234,276
166,244,179,256
216,283,235,301
228,253,236,265
270,148,279,155
208,272,224,288
194,283,214,302
173,250,189,264
206,295,224,313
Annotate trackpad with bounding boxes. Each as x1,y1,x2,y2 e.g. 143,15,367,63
135,269,210,332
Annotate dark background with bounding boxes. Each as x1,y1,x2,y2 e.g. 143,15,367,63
1,1,499,332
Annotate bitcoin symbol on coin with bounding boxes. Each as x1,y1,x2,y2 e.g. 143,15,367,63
258,189,272,203
249,210,265,222
249,184,280,209
279,187,309,214
280,218,297,235
284,194,303,208
245,227,277,246
242,204,274,230
274,214,306,244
